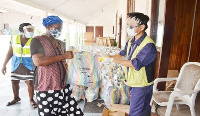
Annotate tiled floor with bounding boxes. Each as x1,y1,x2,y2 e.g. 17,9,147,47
0,74,102,116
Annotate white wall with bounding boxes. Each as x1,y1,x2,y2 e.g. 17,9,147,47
115,0,128,48
158,0,165,23
103,25,114,37
0,12,44,34
0,13,4,30
0,12,45,35
156,0,165,47
135,0,151,15
135,0,151,35
86,1,116,38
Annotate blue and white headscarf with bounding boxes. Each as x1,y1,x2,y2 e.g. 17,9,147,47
42,15,63,27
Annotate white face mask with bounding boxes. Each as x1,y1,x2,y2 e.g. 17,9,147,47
126,27,137,37
25,32,34,38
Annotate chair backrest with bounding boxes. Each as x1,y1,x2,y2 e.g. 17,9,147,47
97,37,111,46
174,62,200,91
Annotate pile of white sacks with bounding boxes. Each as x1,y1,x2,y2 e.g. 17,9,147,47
67,46,130,108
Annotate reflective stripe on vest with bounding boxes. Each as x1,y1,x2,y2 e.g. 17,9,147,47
11,35,33,58
125,36,155,87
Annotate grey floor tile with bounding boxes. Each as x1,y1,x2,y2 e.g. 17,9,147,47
1,109,22,116
0,109,7,116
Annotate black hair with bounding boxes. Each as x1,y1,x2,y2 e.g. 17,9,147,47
127,12,149,30
19,23,32,32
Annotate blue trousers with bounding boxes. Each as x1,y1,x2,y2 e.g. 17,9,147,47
129,84,153,116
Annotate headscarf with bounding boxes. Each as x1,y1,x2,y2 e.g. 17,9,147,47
42,15,63,27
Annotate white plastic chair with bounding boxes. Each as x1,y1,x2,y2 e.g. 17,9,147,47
151,62,200,116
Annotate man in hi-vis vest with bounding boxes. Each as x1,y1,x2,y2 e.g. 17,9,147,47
1,23,37,108
109,12,157,116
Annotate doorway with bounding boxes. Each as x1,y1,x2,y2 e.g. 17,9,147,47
118,17,122,48
86,26,94,33
95,26,103,38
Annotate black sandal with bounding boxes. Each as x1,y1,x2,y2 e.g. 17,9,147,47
6,98,21,106
30,99,38,108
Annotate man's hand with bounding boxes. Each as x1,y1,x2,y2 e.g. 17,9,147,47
62,51,74,59
1,66,7,75
108,55,112,58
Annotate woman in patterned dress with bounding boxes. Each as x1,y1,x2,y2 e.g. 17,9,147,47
30,15,84,116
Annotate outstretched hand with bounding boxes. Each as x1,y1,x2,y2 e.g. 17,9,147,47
62,51,74,59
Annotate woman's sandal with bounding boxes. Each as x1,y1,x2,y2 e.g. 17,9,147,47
6,98,21,106
30,99,38,108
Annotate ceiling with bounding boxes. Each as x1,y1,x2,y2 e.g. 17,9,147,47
0,0,44,17
0,0,117,24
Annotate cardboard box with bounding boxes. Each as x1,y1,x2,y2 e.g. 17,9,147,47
102,104,129,116
166,70,179,91
84,32,95,46
167,70,178,77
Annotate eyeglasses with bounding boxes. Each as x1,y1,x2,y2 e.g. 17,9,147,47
128,25,140,29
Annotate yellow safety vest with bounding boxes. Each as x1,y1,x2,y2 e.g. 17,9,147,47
125,36,155,87
11,35,33,72
11,35,33,58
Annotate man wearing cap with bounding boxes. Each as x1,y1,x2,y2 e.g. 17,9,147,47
30,15,83,116
1,23,37,108
109,12,157,116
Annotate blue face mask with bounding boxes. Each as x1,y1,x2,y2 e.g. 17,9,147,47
25,32,34,38
49,28,62,38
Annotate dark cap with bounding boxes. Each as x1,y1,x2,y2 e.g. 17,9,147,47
127,12,149,30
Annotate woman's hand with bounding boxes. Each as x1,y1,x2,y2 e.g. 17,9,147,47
62,51,74,59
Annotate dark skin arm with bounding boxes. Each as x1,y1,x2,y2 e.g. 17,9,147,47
1,45,13,75
32,51,73,66
109,54,135,68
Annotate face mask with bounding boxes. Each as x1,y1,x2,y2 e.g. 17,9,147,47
25,32,34,38
127,27,137,37
49,28,61,38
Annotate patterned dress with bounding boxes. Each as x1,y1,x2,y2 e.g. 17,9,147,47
30,35,83,116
